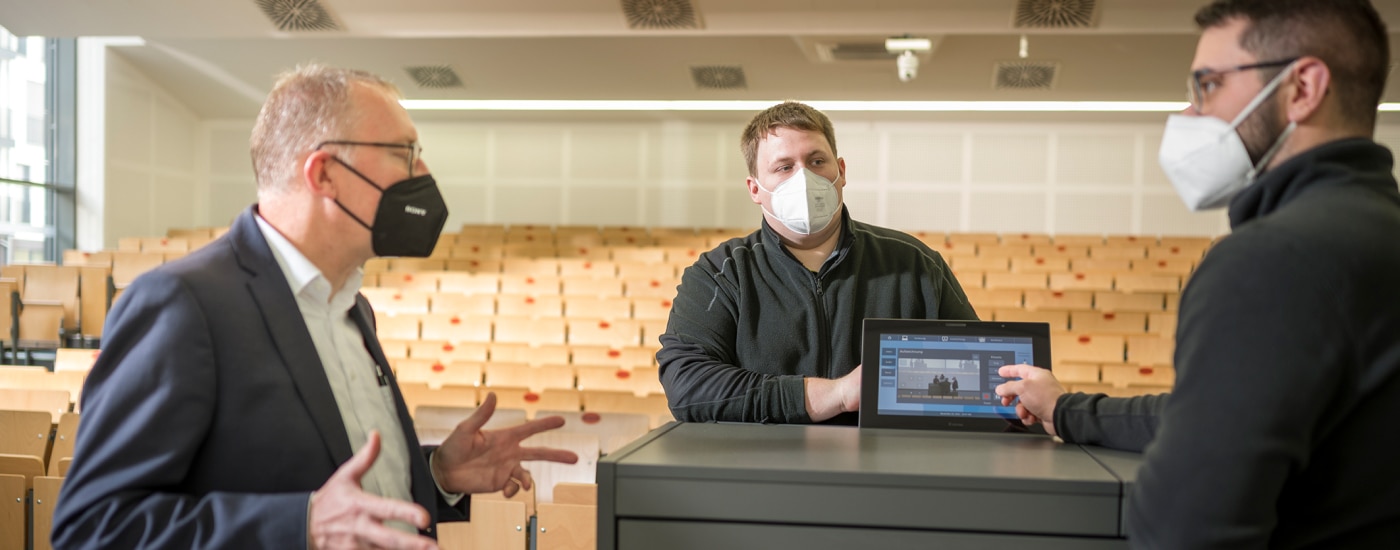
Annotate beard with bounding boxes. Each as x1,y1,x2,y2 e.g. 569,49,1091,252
1236,91,1288,166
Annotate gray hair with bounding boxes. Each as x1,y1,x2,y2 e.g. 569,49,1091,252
249,63,401,195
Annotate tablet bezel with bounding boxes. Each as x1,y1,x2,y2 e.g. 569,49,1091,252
859,319,1053,433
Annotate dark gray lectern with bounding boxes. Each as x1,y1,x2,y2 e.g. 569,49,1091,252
598,422,1142,550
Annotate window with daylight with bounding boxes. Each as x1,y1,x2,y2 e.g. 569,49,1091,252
0,24,75,263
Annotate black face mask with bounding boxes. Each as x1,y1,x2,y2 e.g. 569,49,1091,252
329,157,449,257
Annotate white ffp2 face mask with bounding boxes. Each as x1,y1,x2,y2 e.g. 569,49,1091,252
1158,62,1297,211
756,167,842,235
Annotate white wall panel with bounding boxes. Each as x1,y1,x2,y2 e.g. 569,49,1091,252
153,98,197,171
887,133,963,183
719,130,750,184
842,189,880,225
1056,135,1135,187
1140,193,1228,236
152,174,196,230
438,185,487,229
644,187,719,228
101,53,202,248
494,129,563,179
834,129,879,185
103,165,151,244
970,134,1048,185
885,190,962,232
720,187,761,229
208,126,253,176
568,186,642,225
493,184,562,225
115,114,1389,246
418,124,490,181
568,129,645,181
1055,193,1134,234
105,83,151,164
1141,133,1173,189
969,192,1046,233
208,182,254,226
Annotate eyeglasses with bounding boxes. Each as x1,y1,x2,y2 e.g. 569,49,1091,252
1187,58,1298,113
315,140,424,177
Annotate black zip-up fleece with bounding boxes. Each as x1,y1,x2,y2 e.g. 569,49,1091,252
658,210,978,424
1055,138,1400,548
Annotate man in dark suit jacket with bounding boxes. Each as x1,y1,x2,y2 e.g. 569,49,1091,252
53,64,576,549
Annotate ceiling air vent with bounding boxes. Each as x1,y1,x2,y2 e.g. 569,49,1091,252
405,66,464,89
994,61,1058,90
621,0,701,30
1014,0,1098,29
691,66,746,90
254,0,340,31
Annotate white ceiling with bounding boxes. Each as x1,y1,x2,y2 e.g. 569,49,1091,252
4,0,1399,120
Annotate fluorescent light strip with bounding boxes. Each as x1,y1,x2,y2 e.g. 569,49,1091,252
402,99,1400,113
400,99,1190,112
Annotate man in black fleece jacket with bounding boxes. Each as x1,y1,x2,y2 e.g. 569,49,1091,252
995,0,1400,547
658,102,977,425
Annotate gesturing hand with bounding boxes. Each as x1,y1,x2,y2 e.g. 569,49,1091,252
431,392,581,496
309,431,437,550
994,364,1066,437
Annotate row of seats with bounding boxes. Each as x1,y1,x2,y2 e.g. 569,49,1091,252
440,482,600,550
953,256,1196,275
397,361,661,396
967,289,1180,314
366,291,679,321
383,341,659,369
0,265,115,350
362,280,678,304
957,272,1186,293
377,260,684,280
0,400,607,550
372,315,667,348
907,231,1213,247
936,241,1210,261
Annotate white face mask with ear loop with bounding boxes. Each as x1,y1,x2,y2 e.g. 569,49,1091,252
1158,61,1298,211
756,166,843,235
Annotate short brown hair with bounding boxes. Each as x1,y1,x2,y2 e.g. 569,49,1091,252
1194,0,1390,130
249,64,400,195
740,101,838,177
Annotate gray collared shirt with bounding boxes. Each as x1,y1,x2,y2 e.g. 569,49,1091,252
255,215,460,534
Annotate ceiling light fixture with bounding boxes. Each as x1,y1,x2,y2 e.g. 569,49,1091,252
401,100,1400,113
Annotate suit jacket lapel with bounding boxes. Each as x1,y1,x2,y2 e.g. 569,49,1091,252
229,207,355,467
348,298,439,519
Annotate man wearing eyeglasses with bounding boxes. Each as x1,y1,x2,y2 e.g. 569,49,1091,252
54,64,579,549
993,0,1400,547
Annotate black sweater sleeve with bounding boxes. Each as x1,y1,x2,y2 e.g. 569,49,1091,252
657,262,811,424
1053,392,1167,452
